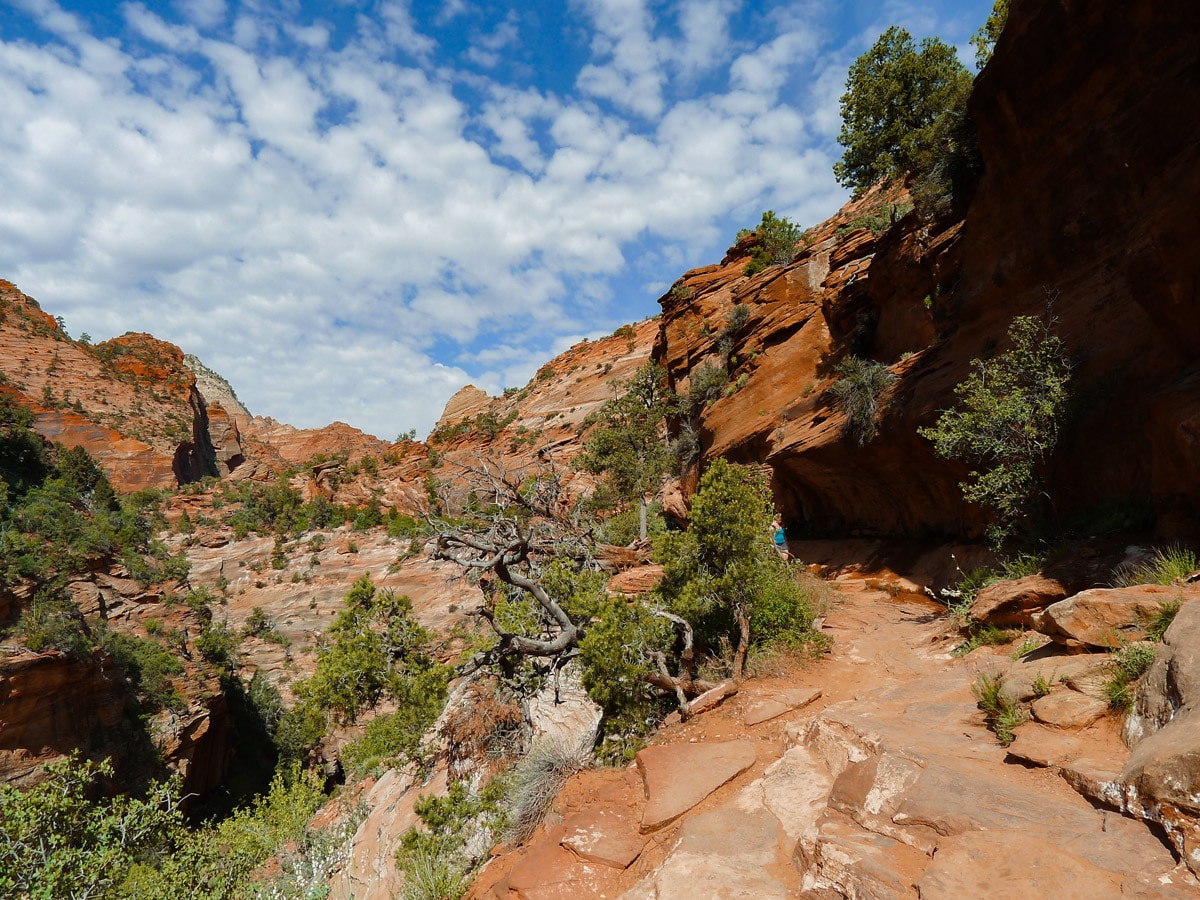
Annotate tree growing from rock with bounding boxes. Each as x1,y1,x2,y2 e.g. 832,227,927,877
576,362,681,542
742,211,804,276
971,0,1010,69
920,314,1072,547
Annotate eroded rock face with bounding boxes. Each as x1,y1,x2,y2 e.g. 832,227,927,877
1120,600,1200,875
0,281,217,491
0,650,133,788
650,0,1200,545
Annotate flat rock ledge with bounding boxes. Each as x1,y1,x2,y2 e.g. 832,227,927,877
637,739,757,832
744,687,823,726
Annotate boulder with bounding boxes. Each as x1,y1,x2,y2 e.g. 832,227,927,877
1121,714,1200,877
1119,601,1200,876
1030,691,1109,729
1032,586,1185,648
1005,723,1083,767
968,575,1067,628
1126,598,1200,744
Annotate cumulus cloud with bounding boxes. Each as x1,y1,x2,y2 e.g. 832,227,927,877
0,0,979,439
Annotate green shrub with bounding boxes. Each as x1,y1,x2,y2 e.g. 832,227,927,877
596,503,666,546
398,779,507,900
953,624,1016,656
828,356,896,445
400,844,469,900
17,589,92,656
655,459,825,678
0,754,183,900
1144,599,1182,643
195,620,238,670
100,629,186,712
920,315,1071,547
835,202,913,237
1105,642,1157,712
742,211,803,275
1031,673,1053,697
340,669,447,779
387,511,421,538
687,361,728,408
749,566,831,653
834,26,973,201
970,0,1009,69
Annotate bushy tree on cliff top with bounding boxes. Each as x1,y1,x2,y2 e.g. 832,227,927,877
834,26,972,197
971,0,1010,70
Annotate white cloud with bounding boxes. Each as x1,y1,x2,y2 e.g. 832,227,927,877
0,0,874,440
174,0,227,30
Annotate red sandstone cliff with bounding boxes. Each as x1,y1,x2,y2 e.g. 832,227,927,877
0,282,229,490
653,0,1200,542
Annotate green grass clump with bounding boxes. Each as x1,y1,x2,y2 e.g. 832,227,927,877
1114,545,1199,587
1143,598,1182,642
972,673,1025,745
953,624,1016,656
1104,642,1157,712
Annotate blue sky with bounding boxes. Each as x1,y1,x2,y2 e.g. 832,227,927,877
0,0,994,439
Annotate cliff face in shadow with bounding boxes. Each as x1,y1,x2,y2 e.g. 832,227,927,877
653,0,1200,542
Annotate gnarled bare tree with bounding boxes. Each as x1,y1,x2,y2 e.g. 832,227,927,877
427,452,714,719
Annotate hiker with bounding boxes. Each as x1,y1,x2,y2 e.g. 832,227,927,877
771,516,789,560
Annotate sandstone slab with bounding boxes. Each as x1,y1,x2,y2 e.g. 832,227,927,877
1030,690,1109,728
969,574,1067,628
559,806,647,869
505,823,617,900
1005,723,1082,768
637,739,756,831
918,830,1124,899
1059,757,1125,809
621,805,787,900
743,687,822,726
756,745,833,842
796,810,924,900
998,650,1112,703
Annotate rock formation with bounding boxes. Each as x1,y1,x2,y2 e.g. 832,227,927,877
651,0,1200,543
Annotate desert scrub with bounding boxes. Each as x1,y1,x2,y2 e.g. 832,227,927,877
972,673,1025,745
1113,545,1199,587
828,356,895,445
503,737,591,844
920,314,1071,547
742,210,804,275
398,779,507,900
1105,642,1157,712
